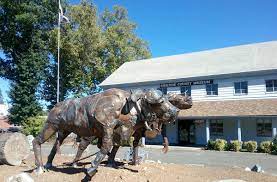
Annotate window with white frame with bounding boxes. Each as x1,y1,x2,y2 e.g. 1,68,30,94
256,118,272,137
206,84,218,96
180,86,191,96
158,87,167,94
210,120,223,136
234,81,248,95
265,80,277,92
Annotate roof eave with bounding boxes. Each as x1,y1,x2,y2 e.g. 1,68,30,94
100,69,277,89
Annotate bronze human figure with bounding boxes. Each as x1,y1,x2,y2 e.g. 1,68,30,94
32,88,181,177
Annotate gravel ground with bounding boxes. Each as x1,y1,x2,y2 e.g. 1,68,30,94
1,154,277,182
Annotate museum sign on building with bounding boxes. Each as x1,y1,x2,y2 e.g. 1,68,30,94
100,41,277,145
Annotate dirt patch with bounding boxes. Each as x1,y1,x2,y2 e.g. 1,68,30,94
0,154,276,182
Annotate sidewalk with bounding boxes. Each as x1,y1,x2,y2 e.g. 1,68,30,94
144,144,203,151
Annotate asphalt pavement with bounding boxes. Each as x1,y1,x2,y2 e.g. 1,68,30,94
40,143,277,176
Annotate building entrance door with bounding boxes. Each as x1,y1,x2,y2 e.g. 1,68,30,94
178,120,195,145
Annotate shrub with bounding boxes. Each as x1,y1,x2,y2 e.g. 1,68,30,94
258,141,272,153
225,143,231,151
22,116,46,137
214,139,227,151
243,141,257,152
207,140,215,150
229,140,242,152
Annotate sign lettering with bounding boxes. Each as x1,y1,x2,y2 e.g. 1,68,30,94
160,80,213,88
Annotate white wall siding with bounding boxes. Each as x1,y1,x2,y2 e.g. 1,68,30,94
190,85,205,100
192,74,277,101
121,73,277,102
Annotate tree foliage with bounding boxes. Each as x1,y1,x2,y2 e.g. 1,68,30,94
22,116,46,137
0,0,58,124
43,1,151,108
0,0,151,120
100,6,151,74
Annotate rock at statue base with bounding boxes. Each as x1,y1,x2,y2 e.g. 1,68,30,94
6,172,34,182
0,133,30,166
251,164,262,173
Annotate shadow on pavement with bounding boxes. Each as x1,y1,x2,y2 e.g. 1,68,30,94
48,166,87,175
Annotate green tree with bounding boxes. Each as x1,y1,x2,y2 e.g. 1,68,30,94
0,0,58,124
100,6,151,76
43,1,151,108
22,116,46,137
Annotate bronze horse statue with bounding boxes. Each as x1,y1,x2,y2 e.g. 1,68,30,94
32,88,183,177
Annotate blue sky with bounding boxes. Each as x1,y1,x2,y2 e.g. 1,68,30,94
1,0,277,103
77,0,277,57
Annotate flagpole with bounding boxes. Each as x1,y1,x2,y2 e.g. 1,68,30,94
56,0,61,139
57,0,61,103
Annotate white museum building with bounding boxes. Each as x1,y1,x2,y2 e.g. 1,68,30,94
100,41,277,145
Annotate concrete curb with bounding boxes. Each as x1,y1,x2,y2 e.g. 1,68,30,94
144,145,203,151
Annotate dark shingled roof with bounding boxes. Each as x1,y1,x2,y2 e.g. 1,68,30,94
179,99,277,118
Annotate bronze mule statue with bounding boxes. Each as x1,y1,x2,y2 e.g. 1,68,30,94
32,88,181,177
68,92,192,167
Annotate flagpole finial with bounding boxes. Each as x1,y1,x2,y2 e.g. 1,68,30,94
59,1,70,23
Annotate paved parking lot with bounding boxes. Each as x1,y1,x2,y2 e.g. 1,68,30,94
41,144,277,176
